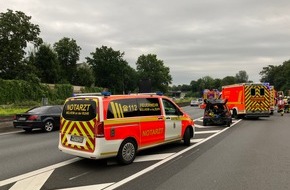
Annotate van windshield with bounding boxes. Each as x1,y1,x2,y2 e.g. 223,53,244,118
62,99,97,121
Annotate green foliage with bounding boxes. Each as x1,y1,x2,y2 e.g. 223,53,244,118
136,54,172,93
221,76,237,86
80,86,103,93
34,44,60,83
0,79,73,105
86,46,137,94
0,9,42,79
54,37,81,84
53,84,74,100
0,106,30,116
235,70,249,83
72,64,95,87
260,61,290,92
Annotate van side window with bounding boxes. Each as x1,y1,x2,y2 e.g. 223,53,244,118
107,99,138,119
162,99,180,115
138,98,161,116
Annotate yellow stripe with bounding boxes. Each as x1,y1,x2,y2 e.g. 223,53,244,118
118,103,124,118
75,122,90,150
83,122,94,138
62,121,75,144
115,103,121,118
110,102,118,118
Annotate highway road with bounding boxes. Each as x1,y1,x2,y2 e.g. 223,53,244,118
0,106,289,190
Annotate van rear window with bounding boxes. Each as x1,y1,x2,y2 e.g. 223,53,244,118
62,100,97,121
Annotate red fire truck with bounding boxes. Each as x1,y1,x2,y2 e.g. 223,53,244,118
221,83,271,119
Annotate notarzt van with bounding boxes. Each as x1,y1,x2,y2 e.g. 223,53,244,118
58,93,195,164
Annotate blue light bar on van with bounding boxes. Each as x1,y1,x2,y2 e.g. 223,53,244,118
156,91,163,95
72,92,111,97
101,91,111,96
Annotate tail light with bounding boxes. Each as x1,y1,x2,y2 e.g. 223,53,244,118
95,122,104,137
28,115,39,121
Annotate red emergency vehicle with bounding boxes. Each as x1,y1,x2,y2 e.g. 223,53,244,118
58,92,195,164
199,89,220,109
221,83,271,118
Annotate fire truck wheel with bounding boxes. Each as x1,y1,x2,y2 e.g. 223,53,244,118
233,110,238,119
117,139,137,165
183,127,191,146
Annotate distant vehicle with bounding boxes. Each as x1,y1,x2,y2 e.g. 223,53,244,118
13,105,63,132
200,89,220,109
221,83,271,119
190,99,200,106
203,99,232,126
198,98,203,104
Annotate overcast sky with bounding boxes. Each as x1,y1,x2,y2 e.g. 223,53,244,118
1,0,289,85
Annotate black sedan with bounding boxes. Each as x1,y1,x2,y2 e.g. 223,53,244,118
13,105,63,132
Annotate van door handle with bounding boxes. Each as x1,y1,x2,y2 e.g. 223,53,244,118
166,117,171,120
158,117,163,120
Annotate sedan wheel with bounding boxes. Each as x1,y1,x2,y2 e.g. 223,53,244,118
43,120,54,132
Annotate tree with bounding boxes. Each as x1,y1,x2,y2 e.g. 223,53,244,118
34,44,60,84
136,54,172,93
260,61,290,91
221,76,237,86
15,51,40,82
53,37,81,84
0,9,42,79
196,76,215,90
72,63,94,87
86,46,137,94
235,70,249,83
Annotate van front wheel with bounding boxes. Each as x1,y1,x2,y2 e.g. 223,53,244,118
117,139,137,165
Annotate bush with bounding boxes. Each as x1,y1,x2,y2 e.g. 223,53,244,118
0,79,73,105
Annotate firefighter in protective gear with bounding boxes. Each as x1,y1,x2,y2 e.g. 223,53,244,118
277,95,285,116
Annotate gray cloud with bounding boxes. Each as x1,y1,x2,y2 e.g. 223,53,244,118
1,0,289,85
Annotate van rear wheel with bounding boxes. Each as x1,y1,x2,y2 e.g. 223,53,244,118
117,139,137,165
183,127,191,146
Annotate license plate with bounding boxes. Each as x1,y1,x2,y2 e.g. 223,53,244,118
18,117,26,121
70,135,84,143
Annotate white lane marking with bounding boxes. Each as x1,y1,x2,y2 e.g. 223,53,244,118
57,183,114,190
0,131,22,136
69,172,89,180
195,130,221,134
190,138,204,143
103,119,242,190
134,153,175,162
0,157,82,187
107,153,176,166
10,170,54,190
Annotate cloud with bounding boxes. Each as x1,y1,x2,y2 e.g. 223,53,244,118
1,0,289,85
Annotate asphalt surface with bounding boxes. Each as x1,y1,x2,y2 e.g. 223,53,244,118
0,120,19,133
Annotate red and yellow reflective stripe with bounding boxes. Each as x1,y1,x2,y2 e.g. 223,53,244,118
61,118,96,152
